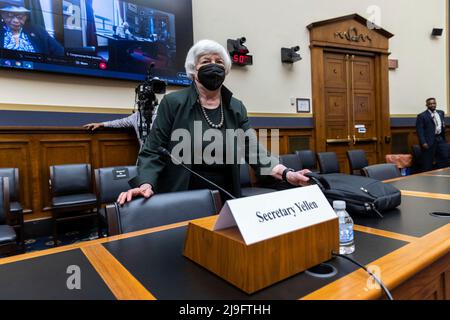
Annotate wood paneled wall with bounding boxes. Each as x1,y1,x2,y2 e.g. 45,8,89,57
0,127,139,220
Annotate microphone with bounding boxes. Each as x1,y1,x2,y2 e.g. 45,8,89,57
156,146,236,200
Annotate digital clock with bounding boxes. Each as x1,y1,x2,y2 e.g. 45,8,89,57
231,53,253,66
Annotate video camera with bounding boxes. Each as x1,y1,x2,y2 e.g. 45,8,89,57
135,63,167,140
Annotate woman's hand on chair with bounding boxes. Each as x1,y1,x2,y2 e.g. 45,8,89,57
117,183,154,205
286,169,311,186
271,164,311,186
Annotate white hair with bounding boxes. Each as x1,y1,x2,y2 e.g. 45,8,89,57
184,39,231,80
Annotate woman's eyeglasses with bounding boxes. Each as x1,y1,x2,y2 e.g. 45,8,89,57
3,12,28,20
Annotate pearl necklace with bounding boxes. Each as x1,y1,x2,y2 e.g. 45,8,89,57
198,98,224,129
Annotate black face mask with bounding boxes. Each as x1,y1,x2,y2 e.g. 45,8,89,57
197,63,225,91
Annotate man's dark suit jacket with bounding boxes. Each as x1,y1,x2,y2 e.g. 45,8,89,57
416,109,446,147
1,22,64,56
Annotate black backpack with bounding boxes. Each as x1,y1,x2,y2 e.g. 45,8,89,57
305,172,401,218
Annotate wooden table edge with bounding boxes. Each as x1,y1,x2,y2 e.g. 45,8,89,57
301,223,450,300
81,244,156,300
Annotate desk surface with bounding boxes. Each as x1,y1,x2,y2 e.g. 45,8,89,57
0,168,449,300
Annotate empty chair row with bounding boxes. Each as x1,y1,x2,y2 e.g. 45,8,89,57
2,155,403,247
47,163,278,241
278,150,339,174
55,164,225,238
278,150,401,180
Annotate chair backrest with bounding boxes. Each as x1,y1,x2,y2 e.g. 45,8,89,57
317,152,340,174
0,168,19,201
362,163,401,181
106,189,222,235
295,150,317,171
279,154,302,171
95,166,138,204
239,164,252,188
346,150,369,175
0,177,10,225
50,164,92,196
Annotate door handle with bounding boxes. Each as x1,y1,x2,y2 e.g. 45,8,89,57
326,138,352,144
385,136,391,144
354,137,378,143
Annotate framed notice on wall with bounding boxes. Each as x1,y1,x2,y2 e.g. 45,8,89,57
296,98,311,113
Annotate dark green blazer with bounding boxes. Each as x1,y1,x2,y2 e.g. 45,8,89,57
129,84,278,197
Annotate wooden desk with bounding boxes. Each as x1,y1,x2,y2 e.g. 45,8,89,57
0,168,449,300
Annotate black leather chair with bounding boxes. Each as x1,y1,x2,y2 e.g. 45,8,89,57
0,168,24,247
317,152,340,174
295,150,318,172
279,154,303,171
271,153,304,190
0,177,18,256
94,166,138,236
240,164,276,197
362,163,401,181
411,144,423,174
346,150,369,175
105,189,222,235
95,166,138,205
49,164,99,246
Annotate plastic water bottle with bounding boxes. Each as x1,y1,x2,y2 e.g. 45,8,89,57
333,200,355,255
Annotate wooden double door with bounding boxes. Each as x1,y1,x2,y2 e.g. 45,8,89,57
323,51,380,172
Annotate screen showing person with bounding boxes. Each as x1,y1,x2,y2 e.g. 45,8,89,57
0,0,64,55
0,0,193,85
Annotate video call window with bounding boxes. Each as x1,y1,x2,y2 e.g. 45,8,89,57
0,0,193,85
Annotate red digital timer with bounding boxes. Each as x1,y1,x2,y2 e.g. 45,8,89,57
231,53,253,66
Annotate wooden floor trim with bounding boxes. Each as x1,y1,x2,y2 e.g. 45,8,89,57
81,244,155,300
0,220,191,265
400,190,450,200
354,225,419,243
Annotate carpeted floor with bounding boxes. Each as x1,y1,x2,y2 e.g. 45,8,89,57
0,218,105,258
23,229,100,252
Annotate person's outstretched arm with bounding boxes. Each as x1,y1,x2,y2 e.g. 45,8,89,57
83,113,137,131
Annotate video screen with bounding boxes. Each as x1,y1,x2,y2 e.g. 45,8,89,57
0,0,193,85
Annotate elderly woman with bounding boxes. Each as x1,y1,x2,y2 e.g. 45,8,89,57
118,39,310,204
0,1,64,55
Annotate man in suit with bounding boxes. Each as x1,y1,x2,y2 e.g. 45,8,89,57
415,97,448,171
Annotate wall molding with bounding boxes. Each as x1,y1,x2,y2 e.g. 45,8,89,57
0,103,131,114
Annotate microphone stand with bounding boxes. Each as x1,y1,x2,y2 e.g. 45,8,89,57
157,147,236,200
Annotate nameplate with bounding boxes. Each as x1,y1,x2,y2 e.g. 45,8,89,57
112,168,129,180
213,185,337,245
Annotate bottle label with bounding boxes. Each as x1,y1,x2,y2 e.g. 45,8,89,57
340,225,354,244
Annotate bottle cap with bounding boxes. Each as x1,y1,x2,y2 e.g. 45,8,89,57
333,200,346,210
